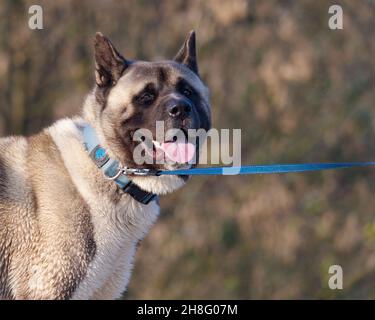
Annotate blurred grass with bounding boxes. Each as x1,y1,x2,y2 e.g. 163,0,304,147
0,0,374,299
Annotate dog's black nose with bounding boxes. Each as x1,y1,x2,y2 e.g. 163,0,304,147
168,102,191,119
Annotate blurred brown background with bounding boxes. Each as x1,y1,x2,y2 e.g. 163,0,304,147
0,0,374,299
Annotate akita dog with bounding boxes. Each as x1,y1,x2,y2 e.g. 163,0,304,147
0,31,211,299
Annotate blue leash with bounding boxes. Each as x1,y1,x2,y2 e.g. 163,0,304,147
157,162,375,175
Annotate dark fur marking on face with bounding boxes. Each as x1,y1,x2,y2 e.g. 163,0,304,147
101,69,210,170
91,36,210,172
194,101,211,131
158,67,168,84
132,83,158,108
176,78,211,131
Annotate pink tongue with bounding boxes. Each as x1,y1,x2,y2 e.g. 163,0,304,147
160,142,195,163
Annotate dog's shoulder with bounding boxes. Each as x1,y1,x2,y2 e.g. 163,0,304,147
0,117,161,299
0,135,31,203
0,122,97,299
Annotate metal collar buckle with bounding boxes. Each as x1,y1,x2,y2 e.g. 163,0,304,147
122,167,161,176
105,163,124,180
105,164,160,180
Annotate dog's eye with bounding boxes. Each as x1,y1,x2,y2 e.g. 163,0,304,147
183,88,193,97
138,92,155,105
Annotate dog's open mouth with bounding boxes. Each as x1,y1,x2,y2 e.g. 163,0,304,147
138,129,196,165
151,139,195,164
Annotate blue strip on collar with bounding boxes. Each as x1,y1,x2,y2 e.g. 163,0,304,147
80,123,157,205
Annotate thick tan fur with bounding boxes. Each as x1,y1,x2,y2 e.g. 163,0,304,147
0,31,210,300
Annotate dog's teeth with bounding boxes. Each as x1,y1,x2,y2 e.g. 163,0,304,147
152,140,161,148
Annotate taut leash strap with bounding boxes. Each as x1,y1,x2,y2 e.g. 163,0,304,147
157,162,375,176
77,124,374,179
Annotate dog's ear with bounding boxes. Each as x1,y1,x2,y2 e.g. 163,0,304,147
174,30,198,75
94,32,129,87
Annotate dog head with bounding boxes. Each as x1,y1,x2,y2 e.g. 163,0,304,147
83,31,211,194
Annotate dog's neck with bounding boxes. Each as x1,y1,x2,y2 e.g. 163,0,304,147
78,122,157,204
79,91,186,196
